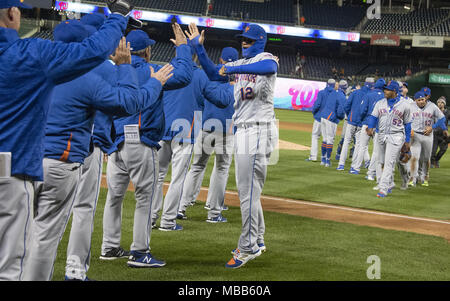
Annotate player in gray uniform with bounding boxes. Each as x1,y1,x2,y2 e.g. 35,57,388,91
408,91,447,187
215,24,279,268
366,81,412,197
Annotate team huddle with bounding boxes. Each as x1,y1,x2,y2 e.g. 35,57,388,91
308,77,448,197
0,0,278,281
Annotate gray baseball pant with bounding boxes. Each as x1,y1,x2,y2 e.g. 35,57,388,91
309,119,321,161
410,133,433,183
24,158,82,281
367,133,383,182
0,177,34,281
351,125,371,171
338,123,358,166
152,140,194,229
234,122,277,254
101,142,158,254
377,136,404,194
178,130,234,219
65,146,103,280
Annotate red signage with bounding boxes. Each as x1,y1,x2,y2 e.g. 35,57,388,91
58,2,68,10
370,34,400,46
205,18,214,27
133,10,142,19
276,26,286,35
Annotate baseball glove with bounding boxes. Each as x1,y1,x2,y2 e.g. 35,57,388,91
399,143,411,163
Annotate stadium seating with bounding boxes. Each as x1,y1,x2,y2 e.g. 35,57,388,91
130,0,206,14
210,0,295,24
301,0,366,29
363,8,449,35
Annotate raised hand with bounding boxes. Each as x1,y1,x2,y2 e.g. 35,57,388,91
169,23,187,47
185,22,205,44
150,64,174,86
110,37,131,65
219,65,227,77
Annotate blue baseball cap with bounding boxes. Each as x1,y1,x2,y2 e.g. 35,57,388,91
53,20,89,43
414,91,426,100
383,80,400,93
0,0,32,9
420,87,431,96
126,30,155,52
80,12,106,30
402,82,408,88
236,24,267,41
220,47,238,62
374,78,386,89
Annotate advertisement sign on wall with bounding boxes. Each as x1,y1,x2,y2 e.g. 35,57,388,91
412,36,444,48
370,34,400,47
273,77,326,111
429,73,450,85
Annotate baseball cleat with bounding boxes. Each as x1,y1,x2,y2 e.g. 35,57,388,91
159,224,183,231
206,214,227,223
99,246,130,260
127,251,166,268
176,211,187,220
372,185,379,190
222,205,229,211
349,168,359,175
225,249,261,269
305,157,316,162
188,201,196,206
320,158,326,166
336,165,345,171
257,243,266,253
204,204,211,210
421,181,429,187
365,175,375,181
64,275,94,281
376,192,387,198
151,221,157,229
400,182,408,190
408,180,415,187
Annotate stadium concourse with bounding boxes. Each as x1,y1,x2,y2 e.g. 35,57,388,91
1,0,449,283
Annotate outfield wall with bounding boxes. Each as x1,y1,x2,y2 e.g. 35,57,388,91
274,77,326,111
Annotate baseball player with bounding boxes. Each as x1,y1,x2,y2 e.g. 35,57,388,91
63,18,172,279
366,81,412,197
176,39,239,222
337,78,374,172
408,91,447,187
335,85,358,161
0,0,133,280
318,80,346,167
151,33,235,232
350,78,386,175
431,97,450,168
24,19,173,281
309,79,336,163
100,26,193,269
196,23,278,268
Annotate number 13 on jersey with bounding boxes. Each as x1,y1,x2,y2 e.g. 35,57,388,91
240,87,254,101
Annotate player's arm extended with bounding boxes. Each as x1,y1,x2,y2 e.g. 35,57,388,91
432,117,448,130
90,64,143,117
366,115,378,136
155,44,194,90
191,36,229,82
404,122,412,143
201,73,234,108
38,14,127,84
222,59,278,75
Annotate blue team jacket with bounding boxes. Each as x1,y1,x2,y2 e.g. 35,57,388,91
312,86,334,122
0,14,127,180
320,89,346,124
162,63,234,143
344,85,372,127
114,46,193,149
44,63,160,164
360,88,385,126
92,111,117,155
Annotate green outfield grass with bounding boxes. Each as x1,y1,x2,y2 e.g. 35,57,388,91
275,108,315,124
52,189,450,281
